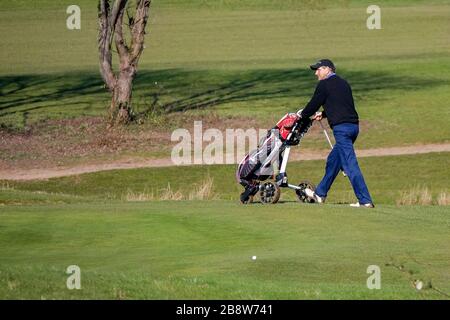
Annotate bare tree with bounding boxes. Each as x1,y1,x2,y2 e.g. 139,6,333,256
98,0,151,126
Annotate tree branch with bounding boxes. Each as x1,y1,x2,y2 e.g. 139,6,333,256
114,6,130,64
130,0,151,65
98,0,116,91
109,0,127,32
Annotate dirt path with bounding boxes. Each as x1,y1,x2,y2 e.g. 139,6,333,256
1,143,449,181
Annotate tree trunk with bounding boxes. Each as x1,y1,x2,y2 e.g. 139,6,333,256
110,68,135,125
98,0,151,127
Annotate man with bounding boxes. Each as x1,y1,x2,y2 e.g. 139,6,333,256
300,59,374,208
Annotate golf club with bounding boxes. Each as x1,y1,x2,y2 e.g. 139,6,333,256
318,118,347,177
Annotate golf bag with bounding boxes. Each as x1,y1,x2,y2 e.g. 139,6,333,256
236,112,315,204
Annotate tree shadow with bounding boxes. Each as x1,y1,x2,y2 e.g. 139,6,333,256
134,68,442,115
0,73,105,116
0,67,443,126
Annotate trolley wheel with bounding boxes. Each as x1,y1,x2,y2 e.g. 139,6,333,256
259,182,281,204
296,180,316,203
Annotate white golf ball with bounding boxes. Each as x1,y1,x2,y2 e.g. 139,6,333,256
252,256,257,260
415,280,423,290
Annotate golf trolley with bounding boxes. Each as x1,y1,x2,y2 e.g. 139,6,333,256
236,110,317,204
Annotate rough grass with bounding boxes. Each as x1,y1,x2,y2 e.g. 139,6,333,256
122,176,216,201
123,189,156,202
436,191,450,206
397,186,433,206
159,183,184,201
188,175,216,200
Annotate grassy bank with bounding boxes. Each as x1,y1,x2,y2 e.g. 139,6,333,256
3,152,449,205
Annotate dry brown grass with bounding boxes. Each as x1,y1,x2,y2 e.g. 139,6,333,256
159,183,184,201
396,186,445,206
188,176,216,200
397,186,433,206
123,177,215,201
0,182,13,190
123,189,155,202
113,288,127,300
437,191,450,206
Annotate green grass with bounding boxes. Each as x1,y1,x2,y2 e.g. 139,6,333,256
0,201,449,299
1,152,449,300
2,1,449,72
1,1,449,300
3,152,449,205
1,1,449,148
0,189,88,206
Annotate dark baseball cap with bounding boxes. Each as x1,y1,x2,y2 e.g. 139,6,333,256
310,59,335,71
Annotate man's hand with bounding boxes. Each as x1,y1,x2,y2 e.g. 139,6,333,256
313,112,323,121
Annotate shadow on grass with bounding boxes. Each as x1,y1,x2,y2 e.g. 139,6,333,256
0,68,442,127
0,73,106,113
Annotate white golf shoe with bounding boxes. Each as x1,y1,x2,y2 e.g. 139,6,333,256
304,188,325,203
350,202,375,208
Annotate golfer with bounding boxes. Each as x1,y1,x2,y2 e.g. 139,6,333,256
300,59,374,208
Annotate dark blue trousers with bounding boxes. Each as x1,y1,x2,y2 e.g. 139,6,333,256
315,123,373,204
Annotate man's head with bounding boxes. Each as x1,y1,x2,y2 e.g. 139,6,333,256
310,59,335,81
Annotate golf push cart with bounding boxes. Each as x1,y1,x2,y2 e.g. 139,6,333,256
236,110,317,204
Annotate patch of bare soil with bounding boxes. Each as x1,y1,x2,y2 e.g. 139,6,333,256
0,117,166,168
1,115,449,181
0,113,269,172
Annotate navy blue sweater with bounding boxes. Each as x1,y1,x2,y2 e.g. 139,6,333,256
301,74,359,128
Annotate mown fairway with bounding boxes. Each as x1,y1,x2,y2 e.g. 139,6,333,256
0,201,449,299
